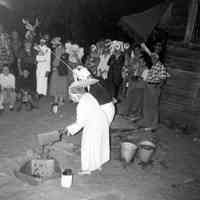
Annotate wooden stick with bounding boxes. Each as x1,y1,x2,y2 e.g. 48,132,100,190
184,0,199,43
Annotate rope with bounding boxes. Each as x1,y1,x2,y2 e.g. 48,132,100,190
50,49,74,72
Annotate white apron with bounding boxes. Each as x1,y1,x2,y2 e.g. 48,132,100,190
101,102,115,125
36,45,51,95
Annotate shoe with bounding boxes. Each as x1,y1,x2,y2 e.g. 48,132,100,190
144,127,157,132
9,106,14,111
38,94,44,99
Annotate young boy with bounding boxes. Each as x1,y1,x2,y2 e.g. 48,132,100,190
0,65,16,111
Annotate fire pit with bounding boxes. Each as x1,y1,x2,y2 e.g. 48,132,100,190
14,147,62,185
14,158,61,185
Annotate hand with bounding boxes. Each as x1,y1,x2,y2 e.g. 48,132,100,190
66,131,72,136
63,126,71,136
158,80,166,88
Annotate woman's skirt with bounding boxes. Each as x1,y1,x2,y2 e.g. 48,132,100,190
49,69,68,97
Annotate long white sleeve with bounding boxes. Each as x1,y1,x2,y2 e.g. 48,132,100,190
67,96,86,135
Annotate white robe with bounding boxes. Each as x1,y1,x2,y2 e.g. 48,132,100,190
36,45,51,95
67,93,110,172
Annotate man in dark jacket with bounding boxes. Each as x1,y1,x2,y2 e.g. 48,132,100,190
107,51,125,100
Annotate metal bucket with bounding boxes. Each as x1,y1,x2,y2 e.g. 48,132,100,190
121,142,138,163
138,141,156,163
61,169,73,188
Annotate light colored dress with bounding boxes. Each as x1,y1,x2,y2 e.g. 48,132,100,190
36,45,51,95
67,93,110,172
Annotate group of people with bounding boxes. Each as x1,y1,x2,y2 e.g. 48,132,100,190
119,42,170,131
82,36,170,132
0,19,170,174
63,37,169,174
0,23,73,112
63,34,169,174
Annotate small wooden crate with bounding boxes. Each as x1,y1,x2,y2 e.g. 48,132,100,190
31,159,55,178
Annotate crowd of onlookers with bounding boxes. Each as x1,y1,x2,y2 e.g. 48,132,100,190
0,20,169,130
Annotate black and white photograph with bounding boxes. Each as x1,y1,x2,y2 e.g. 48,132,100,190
0,0,199,199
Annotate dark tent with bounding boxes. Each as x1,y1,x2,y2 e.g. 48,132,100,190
118,1,170,43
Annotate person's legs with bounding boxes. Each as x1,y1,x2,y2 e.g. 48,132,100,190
54,96,58,103
30,68,37,92
140,84,160,129
120,82,144,119
36,69,47,96
28,91,39,108
0,92,4,110
15,92,23,111
114,83,122,100
132,88,144,118
2,89,9,108
120,83,135,115
58,96,64,106
8,90,16,109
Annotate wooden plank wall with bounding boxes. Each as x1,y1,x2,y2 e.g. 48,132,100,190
160,42,200,128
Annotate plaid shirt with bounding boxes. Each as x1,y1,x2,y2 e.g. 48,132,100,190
146,61,169,83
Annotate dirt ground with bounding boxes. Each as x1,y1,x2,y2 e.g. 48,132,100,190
0,97,200,200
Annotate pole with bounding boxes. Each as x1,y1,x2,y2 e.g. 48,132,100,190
50,50,73,72
184,0,199,43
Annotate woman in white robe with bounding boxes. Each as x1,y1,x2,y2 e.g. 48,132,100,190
65,85,110,175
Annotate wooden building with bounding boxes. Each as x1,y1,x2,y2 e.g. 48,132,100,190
160,41,200,129
161,0,200,129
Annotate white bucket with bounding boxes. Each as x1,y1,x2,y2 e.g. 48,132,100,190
121,142,138,163
138,141,156,163
61,169,73,188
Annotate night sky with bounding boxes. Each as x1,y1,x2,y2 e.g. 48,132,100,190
1,0,165,42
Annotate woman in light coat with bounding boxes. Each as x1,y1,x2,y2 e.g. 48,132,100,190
64,79,110,175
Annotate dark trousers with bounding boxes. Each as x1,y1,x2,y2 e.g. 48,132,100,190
121,81,144,116
141,84,161,128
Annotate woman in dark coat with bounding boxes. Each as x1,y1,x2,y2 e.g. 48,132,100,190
107,50,125,100
17,41,37,91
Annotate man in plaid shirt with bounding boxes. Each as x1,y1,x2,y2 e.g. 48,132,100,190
146,53,169,84
137,53,169,130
